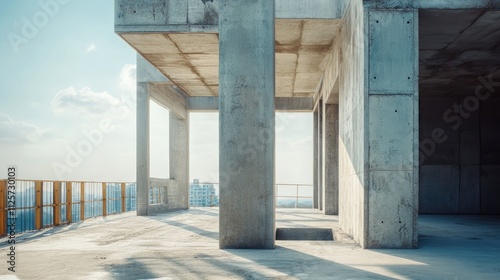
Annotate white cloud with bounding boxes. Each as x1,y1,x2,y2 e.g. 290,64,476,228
86,43,96,52
0,114,50,144
119,64,136,92
51,87,122,116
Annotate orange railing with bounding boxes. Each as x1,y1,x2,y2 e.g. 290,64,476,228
0,180,136,236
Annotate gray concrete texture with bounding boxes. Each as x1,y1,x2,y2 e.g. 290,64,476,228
121,0,500,250
337,0,419,248
218,0,275,249
322,104,339,215
136,54,190,215
418,7,500,215
4,209,500,279
420,96,500,214
115,0,344,99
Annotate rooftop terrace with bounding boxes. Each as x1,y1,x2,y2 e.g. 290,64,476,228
2,208,499,279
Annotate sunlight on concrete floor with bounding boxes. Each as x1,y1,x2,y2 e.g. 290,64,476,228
1,208,499,279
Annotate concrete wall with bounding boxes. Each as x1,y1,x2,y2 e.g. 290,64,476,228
148,178,188,212
420,96,500,214
338,0,366,247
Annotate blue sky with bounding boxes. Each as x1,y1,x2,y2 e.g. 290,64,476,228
0,0,313,185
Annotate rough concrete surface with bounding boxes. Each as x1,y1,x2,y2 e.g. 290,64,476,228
218,0,275,249
1,209,499,279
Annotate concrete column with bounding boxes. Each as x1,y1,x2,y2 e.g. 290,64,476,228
339,2,418,248
313,109,319,209
169,113,189,210
318,99,323,211
136,81,150,216
219,0,275,249
323,103,339,215
365,9,419,248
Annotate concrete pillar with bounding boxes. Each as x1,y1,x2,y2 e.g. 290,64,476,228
364,9,419,248
318,99,323,211
219,0,275,249
136,81,150,216
323,103,339,215
169,113,189,210
313,109,319,209
338,2,418,248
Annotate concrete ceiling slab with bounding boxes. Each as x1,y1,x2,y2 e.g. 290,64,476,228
120,19,341,98
276,53,298,74
419,10,500,97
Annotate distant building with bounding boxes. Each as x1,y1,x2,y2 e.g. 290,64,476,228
189,179,218,207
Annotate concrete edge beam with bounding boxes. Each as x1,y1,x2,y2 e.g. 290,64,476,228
187,97,314,112
149,84,187,119
364,0,500,9
137,54,170,83
115,0,343,34
276,0,346,19
187,97,219,111
115,26,219,34
275,97,314,111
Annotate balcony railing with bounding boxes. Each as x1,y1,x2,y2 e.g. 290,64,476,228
276,184,314,209
0,180,137,236
187,183,314,209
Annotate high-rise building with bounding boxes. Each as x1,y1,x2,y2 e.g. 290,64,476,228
189,179,218,207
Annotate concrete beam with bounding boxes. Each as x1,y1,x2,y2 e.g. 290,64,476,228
115,0,344,34
276,0,345,19
137,54,170,83
275,97,314,111
415,0,500,9
187,97,219,112
149,84,188,119
319,38,341,105
115,0,218,33
219,0,275,249
187,97,314,112
364,0,500,9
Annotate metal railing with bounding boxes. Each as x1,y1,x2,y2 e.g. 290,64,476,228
276,184,314,209
187,182,313,209
0,180,136,236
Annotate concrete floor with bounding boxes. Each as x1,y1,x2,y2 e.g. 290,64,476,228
1,208,499,279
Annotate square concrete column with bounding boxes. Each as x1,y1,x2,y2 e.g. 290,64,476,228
339,2,418,248
219,0,275,249
168,113,189,210
318,99,323,211
323,103,339,215
313,109,319,209
136,81,150,216
364,9,419,248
